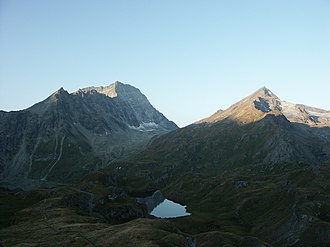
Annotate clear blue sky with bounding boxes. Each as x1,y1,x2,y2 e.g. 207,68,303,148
1,0,329,127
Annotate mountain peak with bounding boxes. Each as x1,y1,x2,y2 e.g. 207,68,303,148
197,86,282,124
54,87,67,94
197,86,330,127
75,81,139,98
114,80,123,86
50,87,69,102
252,86,276,98
259,86,268,91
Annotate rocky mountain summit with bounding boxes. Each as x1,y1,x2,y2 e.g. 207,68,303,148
198,86,330,127
197,86,282,124
0,81,177,184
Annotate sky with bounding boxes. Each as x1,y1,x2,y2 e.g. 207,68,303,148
0,0,329,127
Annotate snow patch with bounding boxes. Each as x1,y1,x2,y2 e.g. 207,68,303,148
129,122,160,132
265,89,273,97
280,101,301,118
305,110,330,118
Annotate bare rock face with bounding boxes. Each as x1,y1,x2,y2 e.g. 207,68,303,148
280,101,330,127
74,82,177,130
0,82,177,184
136,190,165,212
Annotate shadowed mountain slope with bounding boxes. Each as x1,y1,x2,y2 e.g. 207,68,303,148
0,81,177,184
86,87,329,247
135,87,330,174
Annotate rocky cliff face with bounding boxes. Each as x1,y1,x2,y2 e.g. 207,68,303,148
0,81,177,184
137,190,166,213
280,101,330,127
74,82,177,131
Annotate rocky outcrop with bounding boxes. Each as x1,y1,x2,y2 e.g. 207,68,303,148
58,188,148,222
61,190,100,216
281,101,330,127
136,190,165,212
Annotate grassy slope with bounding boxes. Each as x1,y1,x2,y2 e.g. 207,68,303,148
0,186,191,247
0,188,44,229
